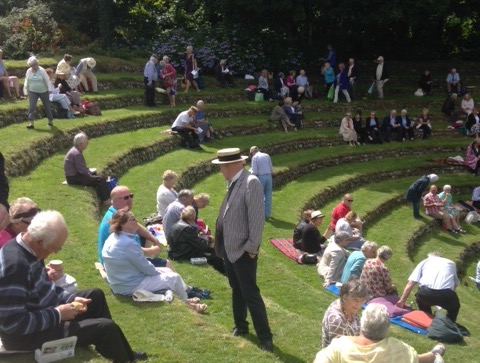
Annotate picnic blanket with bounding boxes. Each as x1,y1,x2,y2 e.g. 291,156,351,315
324,285,427,335
269,238,303,264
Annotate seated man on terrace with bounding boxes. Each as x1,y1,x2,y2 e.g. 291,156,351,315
283,96,304,130
214,59,235,87
314,303,446,363
0,210,147,362
194,100,221,143
446,67,461,94
98,185,171,269
381,109,400,142
318,231,350,287
270,100,295,132
419,69,432,96
162,189,194,238
64,133,110,204
0,49,23,99
335,211,365,250
423,185,455,234
75,57,97,93
296,69,312,98
156,169,178,218
0,197,39,247
397,109,415,141
167,206,224,273
171,106,200,148
324,194,353,238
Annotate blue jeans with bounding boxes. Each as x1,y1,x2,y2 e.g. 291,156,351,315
257,174,272,218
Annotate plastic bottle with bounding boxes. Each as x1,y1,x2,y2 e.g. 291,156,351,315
190,257,208,265
164,290,173,302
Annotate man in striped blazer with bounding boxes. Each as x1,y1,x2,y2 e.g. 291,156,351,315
213,148,273,352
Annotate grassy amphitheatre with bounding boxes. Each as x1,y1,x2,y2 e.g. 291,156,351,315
1,55,479,363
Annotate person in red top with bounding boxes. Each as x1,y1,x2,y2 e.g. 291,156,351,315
324,194,354,238
422,185,455,234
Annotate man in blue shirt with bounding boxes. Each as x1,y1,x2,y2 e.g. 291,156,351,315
97,185,171,269
143,54,158,107
446,68,461,94
250,146,273,218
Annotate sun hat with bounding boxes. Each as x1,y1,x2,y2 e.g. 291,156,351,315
428,174,439,182
212,148,249,164
311,210,325,219
86,57,96,68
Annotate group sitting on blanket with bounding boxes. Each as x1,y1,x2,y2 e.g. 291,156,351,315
317,281,446,363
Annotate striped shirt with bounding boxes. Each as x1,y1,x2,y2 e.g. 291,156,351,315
422,192,443,215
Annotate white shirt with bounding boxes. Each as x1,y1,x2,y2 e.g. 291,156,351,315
408,256,459,290
172,110,192,129
250,152,273,176
335,218,352,236
376,64,383,80
476,261,480,283
156,184,177,217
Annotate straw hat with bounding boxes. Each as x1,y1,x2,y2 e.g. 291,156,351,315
311,210,325,219
212,148,248,164
86,57,96,68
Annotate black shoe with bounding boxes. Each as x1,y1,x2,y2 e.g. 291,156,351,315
132,351,147,361
48,121,53,127
260,340,273,352
26,124,34,129
232,327,249,336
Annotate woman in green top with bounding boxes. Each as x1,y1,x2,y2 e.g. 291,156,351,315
23,56,54,129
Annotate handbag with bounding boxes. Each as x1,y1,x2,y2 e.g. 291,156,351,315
327,84,334,100
426,311,464,342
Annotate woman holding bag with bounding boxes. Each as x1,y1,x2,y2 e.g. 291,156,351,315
184,46,200,93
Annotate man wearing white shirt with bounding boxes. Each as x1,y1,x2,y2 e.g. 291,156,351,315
374,56,389,99
250,146,273,218
396,252,460,322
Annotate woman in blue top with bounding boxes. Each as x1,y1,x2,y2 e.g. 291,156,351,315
23,56,54,129
438,185,465,233
322,62,335,97
102,209,207,312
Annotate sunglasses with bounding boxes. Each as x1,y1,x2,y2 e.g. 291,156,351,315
119,194,134,200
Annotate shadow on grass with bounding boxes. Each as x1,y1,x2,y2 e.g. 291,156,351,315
267,216,295,230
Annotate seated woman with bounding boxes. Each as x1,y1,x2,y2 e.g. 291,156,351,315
461,93,474,115
465,138,480,175
45,68,80,118
0,197,39,247
156,170,178,218
285,70,299,100
271,100,295,132
321,278,368,348
419,70,432,96
293,209,313,249
102,209,207,313
417,108,432,140
171,106,199,148
360,245,396,300
315,304,446,363
56,53,80,90
339,112,358,146
353,111,366,145
283,97,304,130
438,185,466,233
257,69,274,101
214,59,235,87
168,206,224,273
365,111,382,144
298,210,326,254
397,109,414,141
274,72,289,99
0,49,23,99
63,132,111,204
466,108,480,136
335,211,365,250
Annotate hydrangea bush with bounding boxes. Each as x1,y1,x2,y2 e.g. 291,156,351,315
152,27,304,75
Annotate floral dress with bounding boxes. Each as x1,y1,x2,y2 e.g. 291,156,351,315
360,258,392,299
321,299,360,348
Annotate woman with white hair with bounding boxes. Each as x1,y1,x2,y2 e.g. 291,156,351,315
63,132,111,204
360,245,396,299
23,56,54,129
184,46,199,93
315,303,446,363
438,185,465,233
0,197,39,247
339,112,358,146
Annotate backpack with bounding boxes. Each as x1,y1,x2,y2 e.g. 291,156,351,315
82,101,102,116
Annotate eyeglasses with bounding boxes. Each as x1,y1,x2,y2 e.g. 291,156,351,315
120,194,134,200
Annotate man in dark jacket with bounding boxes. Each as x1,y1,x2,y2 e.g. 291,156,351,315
405,174,438,218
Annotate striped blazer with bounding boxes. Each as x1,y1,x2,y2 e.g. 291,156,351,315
216,169,265,263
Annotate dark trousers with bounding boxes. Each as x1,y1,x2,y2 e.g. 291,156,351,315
144,77,156,107
1,289,135,363
416,286,460,322
28,90,54,122
411,199,421,218
257,88,273,101
418,124,431,139
288,114,304,129
400,127,415,140
172,126,199,148
66,173,110,202
223,252,272,343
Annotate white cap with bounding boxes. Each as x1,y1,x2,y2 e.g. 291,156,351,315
428,174,439,182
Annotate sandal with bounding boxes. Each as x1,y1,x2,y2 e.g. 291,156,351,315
187,297,200,304
431,343,445,356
